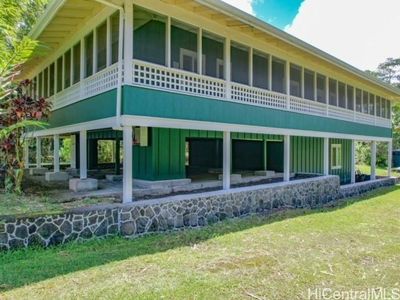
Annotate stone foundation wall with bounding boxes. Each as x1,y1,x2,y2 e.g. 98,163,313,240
339,177,396,199
0,176,395,250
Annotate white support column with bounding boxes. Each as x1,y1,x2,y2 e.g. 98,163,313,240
79,130,87,179
223,131,231,190
286,61,290,109
351,140,356,184
224,38,231,99
36,137,42,168
388,141,392,177
268,54,272,91
197,27,202,74
165,16,171,67
283,135,290,182
324,137,329,176
371,141,377,180
122,126,133,203
248,47,253,86
53,134,60,173
70,135,76,169
124,0,134,84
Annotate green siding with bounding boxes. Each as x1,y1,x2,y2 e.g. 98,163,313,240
122,86,392,138
291,136,323,174
330,139,352,184
48,89,117,128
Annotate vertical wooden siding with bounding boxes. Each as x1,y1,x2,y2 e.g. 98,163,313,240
291,136,324,175
329,138,352,184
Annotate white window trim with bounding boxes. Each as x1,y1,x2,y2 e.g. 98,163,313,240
179,48,205,73
331,144,342,170
216,58,224,79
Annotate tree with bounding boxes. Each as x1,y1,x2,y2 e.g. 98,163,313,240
0,0,50,193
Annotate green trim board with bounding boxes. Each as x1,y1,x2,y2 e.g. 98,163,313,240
47,89,117,128
122,86,392,138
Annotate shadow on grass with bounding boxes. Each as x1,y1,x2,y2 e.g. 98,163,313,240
0,185,398,292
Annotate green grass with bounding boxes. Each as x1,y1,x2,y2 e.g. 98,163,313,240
0,193,117,217
356,164,399,177
1,187,400,299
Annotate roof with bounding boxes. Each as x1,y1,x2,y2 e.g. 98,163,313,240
26,0,400,98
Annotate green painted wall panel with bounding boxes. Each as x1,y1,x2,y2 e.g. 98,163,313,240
123,86,391,138
49,89,116,128
290,136,324,175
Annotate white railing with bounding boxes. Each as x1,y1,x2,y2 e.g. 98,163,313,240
47,59,392,129
132,60,226,100
49,63,119,111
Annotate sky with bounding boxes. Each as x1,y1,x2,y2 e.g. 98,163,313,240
222,0,400,72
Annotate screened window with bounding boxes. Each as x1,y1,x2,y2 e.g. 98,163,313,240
381,98,386,118
56,57,63,92
203,32,224,79
290,64,302,97
369,93,375,116
356,88,362,112
338,82,346,108
252,51,269,89
272,57,285,93
329,79,337,106
96,22,107,71
49,63,55,96
304,69,314,100
376,96,381,117
33,77,37,98
231,44,249,85
38,72,43,97
111,12,119,64
85,32,94,78
73,42,81,84
387,100,391,119
43,68,48,98
362,91,369,114
316,74,326,103
172,21,197,73
347,85,354,110
134,7,166,65
64,50,71,89
331,144,342,170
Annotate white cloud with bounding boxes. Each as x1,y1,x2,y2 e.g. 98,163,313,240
285,0,400,71
221,0,256,15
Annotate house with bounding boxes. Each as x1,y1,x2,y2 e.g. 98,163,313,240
22,0,400,203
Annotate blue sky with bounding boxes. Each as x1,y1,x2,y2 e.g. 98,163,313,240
253,0,303,29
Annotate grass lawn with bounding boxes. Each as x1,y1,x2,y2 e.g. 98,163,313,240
0,193,117,217
356,164,389,176
1,186,399,299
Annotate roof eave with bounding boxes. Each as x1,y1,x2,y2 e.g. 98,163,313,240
29,0,66,39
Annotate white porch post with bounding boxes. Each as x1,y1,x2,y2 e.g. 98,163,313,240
53,134,60,173
371,141,377,180
388,141,392,177
223,131,231,190
124,0,133,84
70,135,76,169
351,140,356,184
323,137,329,176
79,130,87,179
224,38,231,99
122,126,133,203
283,135,290,182
36,137,42,168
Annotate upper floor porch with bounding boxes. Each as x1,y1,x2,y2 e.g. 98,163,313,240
24,0,397,131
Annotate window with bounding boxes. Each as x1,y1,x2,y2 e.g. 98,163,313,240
49,63,55,96
347,85,354,110
202,32,224,79
43,68,48,98
111,12,119,64
85,32,94,78
56,56,63,92
290,64,302,97
64,50,71,89
381,98,386,118
338,82,346,108
272,57,285,93
331,144,342,170
38,72,43,97
316,74,326,103
96,22,107,71
369,93,375,116
376,96,381,117
362,91,369,114
231,44,249,85
356,88,362,112
179,48,205,73
73,42,81,84
387,100,391,119
172,22,197,73
253,51,269,89
329,78,337,106
304,69,315,100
